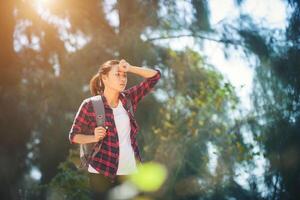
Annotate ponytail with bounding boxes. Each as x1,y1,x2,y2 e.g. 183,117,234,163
89,73,104,96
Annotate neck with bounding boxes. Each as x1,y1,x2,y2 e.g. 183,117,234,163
103,88,119,108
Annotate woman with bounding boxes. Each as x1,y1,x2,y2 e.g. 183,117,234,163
68,59,161,198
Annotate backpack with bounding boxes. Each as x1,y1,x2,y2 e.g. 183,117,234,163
78,94,134,170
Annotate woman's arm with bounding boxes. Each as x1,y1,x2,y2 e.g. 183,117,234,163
128,65,158,78
119,59,161,112
72,126,107,144
119,59,158,78
72,134,98,144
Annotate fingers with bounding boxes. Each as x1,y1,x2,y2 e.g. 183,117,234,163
94,126,108,141
119,59,130,73
95,126,107,132
119,59,129,66
94,133,106,141
119,60,126,68
95,126,107,135
119,59,125,66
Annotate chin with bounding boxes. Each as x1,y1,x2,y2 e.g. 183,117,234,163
120,85,126,90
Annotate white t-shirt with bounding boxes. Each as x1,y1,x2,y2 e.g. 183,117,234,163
88,99,138,175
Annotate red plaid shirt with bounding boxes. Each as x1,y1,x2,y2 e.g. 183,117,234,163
69,69,161,181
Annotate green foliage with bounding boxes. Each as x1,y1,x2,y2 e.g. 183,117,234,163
47,158,90,200
2,0,299,199
140,48,252,199
239,1,300,198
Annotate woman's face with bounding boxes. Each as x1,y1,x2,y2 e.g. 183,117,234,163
102,64,127,92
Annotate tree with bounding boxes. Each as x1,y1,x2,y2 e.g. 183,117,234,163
229,1,300,199
3,0,299,199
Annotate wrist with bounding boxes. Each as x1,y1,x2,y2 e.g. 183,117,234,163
128,65,134,73
92,135,98,143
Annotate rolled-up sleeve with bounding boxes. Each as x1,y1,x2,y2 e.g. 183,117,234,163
69,100,91,144
124,68,161,112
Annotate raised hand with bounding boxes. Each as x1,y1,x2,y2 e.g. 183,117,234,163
119,59,131,72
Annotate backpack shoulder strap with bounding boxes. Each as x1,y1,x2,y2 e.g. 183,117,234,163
86,95,106,161
90,95,105,126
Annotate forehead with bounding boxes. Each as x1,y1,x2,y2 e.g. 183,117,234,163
110,64,126,74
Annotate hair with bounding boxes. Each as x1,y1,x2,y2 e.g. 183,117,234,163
89,60,120,96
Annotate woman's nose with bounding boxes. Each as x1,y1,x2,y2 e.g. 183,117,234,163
120,76,127,81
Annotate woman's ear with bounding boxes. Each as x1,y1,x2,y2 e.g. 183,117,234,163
102,74,107,81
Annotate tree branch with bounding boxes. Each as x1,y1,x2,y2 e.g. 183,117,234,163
144,33,243,46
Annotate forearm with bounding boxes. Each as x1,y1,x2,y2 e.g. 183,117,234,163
128,66,158,78
72,134,98,144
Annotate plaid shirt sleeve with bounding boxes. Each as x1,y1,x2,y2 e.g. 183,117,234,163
124,68,161,112
69,99,92,144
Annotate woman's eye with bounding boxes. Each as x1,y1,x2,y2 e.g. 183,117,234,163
115,73,127,78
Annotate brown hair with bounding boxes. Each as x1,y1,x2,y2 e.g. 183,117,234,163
89,60,120,96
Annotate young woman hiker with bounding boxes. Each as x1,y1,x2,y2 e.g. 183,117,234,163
68,59,161,199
